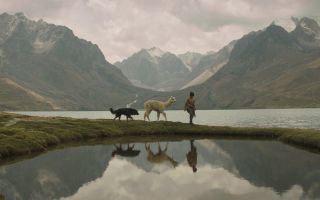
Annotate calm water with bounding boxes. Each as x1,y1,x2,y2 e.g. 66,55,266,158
2,109,320,199
1,139,320,200
14,108,320,129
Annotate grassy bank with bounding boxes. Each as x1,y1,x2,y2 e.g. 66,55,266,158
1,112,320,160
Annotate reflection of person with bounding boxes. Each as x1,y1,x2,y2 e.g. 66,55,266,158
186,140,197,173
184,92,196,125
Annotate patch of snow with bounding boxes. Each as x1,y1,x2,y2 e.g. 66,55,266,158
181,61,227,89
147,47,165,57
185,64,192,71
300,21,317,36
0,16,19,44
126,95,138,108
179,59,192,71
33,38,55,53
181,69,214,89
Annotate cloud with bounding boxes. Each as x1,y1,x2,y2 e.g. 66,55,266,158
60,158,303,200
0,0,318,62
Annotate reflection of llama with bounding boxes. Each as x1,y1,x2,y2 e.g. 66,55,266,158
112,144,140,157
144,96,176,121
145,143,178,168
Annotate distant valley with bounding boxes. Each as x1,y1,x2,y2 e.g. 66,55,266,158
115,42,234,91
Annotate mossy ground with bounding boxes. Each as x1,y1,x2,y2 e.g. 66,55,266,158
1,112,320,160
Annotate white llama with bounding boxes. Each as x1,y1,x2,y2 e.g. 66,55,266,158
144,96,176,121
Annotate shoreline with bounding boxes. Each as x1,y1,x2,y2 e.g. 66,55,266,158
1,112,320,162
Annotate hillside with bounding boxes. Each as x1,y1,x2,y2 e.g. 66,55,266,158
0,13,153,110
187,18,320,109
1,13,320,110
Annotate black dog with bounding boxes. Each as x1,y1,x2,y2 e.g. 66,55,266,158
110,108,139,121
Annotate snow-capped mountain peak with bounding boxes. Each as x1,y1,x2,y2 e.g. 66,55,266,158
293,17,320,37
291,17,320,48
301,21,319,36
146,47,165,57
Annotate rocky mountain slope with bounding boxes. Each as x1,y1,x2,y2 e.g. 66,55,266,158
181,41,235,89
0,13,152,110
1,13,319,110
115,47,190,91
182,17,320,109
115,44,235,92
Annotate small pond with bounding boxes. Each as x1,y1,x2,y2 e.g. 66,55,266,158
1,139,320,200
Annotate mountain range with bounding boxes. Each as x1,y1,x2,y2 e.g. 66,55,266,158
115,47,189,91
0,12,157,110
185,18,320,109
0,12,320,110
115,44,233,91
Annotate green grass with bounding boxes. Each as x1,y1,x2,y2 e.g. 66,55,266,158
1,112,320,160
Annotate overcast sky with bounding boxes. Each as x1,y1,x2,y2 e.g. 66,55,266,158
0,0,319,62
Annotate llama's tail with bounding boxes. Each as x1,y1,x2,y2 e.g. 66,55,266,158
110,108,115,114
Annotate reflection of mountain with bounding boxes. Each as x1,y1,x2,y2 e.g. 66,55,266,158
0,145,113,200
1,140,320,199
213,140,320,199
130,140,320,199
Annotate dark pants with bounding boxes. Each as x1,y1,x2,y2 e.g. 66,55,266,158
187,108,195,124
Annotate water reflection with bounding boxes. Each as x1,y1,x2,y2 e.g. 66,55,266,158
111,144,140,158
0,139,320,200
145,143,179,168
186,140,198,173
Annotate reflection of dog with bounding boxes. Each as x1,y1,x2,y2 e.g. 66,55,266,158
144,96,176,121
110,108,139,121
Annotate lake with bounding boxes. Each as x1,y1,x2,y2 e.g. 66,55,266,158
13,108,320,129
1,139,320,200
1,109,320,200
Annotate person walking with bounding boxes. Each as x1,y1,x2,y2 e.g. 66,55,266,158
185,91,196,125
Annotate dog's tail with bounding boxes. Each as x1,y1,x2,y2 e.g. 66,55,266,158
110,108,115,114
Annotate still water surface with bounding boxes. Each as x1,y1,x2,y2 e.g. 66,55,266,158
14,108,320,129
1,139,320,200
2,109,320,199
